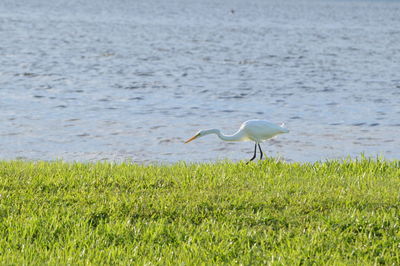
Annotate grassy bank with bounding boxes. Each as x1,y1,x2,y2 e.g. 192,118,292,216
0,158,399,264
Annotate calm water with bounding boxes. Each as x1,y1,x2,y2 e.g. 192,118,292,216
0,0,399,163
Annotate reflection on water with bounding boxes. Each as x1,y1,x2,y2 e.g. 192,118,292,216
0,0,399,163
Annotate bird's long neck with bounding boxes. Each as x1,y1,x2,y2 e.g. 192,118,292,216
203,129,245,141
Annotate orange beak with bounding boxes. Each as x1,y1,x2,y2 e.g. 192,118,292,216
184,134,199,143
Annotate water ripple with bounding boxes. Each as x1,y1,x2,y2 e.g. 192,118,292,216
0,0,399,163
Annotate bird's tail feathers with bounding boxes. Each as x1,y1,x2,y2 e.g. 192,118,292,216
280,122,289,133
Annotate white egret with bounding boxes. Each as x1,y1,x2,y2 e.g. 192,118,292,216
185,119,289,164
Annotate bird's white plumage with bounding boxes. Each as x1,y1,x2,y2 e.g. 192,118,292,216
238,119,288,142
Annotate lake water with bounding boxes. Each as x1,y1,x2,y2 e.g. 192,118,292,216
0,0,399,163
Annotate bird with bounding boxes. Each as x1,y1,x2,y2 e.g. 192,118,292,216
184,119,289,164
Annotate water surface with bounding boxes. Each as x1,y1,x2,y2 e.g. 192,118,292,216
0,0,399,163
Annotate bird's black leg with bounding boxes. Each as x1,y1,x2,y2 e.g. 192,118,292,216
258,143,263,160
246,143,257,164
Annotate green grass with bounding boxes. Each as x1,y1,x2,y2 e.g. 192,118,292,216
0,157,399,265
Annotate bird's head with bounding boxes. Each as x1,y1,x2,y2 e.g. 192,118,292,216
184,131,202,143
184,130,212,143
